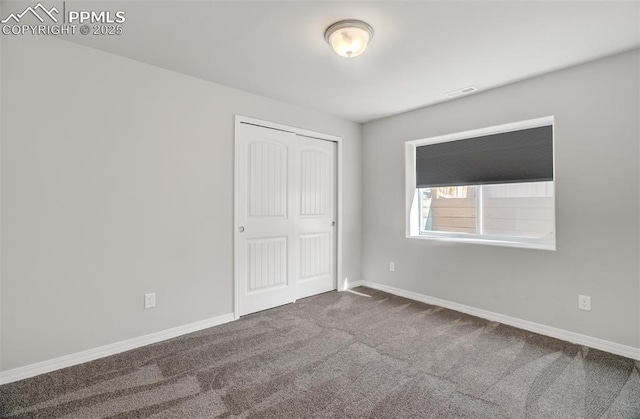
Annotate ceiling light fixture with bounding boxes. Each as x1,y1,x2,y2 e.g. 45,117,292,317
324,19,374,58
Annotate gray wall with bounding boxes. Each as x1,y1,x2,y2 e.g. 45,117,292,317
1,36,362,371
0,2,4,372
362,49,640,348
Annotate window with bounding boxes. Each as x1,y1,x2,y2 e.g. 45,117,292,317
406,117,555,250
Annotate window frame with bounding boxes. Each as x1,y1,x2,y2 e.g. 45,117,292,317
405,116,556,251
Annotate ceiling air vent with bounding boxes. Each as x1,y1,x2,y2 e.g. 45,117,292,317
445,85,479,98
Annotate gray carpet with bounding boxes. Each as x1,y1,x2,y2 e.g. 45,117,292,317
1,286,639,418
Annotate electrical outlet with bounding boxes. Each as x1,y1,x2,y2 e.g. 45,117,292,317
389,262,395,272
144,293,156,309
578,295,591,311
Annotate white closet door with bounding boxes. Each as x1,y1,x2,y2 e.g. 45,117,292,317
236,123,336,316
236,123,298,316
296,136,336,300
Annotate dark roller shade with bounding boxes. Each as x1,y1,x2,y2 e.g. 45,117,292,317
416,125,553,188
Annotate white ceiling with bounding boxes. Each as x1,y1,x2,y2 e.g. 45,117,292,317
63,1,640,123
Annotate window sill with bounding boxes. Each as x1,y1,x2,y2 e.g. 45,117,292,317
408,234,556,251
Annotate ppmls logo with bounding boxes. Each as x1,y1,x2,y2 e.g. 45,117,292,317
1,3,59,24
1,2,126,36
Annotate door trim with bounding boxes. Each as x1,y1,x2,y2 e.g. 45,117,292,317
233,115,343,320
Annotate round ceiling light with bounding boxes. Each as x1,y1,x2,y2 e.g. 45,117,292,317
324,19,374,58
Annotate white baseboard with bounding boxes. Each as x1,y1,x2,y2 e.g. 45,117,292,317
3,283,638,385
349,280,640,361
0,313,235,385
